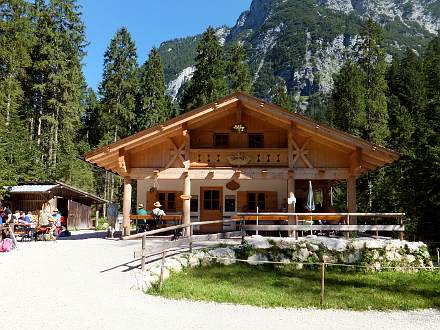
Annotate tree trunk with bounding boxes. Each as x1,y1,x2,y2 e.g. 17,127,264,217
6,90,11,127
53,108,59,171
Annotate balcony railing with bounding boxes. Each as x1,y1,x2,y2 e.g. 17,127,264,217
190,148,288,167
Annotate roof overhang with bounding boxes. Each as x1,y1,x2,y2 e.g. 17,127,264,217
4,181,108,204
84,92,399,173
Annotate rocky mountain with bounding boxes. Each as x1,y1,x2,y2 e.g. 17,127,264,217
158,0,440,102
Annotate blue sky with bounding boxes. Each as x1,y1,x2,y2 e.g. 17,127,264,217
78,0,252,90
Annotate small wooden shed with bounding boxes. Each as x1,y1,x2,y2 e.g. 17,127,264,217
3,181,108,229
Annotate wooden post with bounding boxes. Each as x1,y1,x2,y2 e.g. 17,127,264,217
294,215,298,239
347,176,357,223
287,170,296,237
141,234,146,271
320,263,325,305
399,217,404,240
159,250,166,289
189,225,193,253
122,177,132,236
183,171,191,237
95,210,99,228
347,175,357,238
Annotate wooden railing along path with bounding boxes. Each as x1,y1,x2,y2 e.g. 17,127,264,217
123,212,404,280
235,212,405,239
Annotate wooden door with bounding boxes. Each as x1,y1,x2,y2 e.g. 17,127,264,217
200,187,223,233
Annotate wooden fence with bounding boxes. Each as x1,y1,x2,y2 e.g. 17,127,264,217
123,212,405,285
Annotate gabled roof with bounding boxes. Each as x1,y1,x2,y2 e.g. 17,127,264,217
85,92,399,169
4,181,108,204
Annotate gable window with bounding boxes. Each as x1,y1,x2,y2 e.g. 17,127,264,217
247,192,266,211
248,133,264,148
214,133,229,147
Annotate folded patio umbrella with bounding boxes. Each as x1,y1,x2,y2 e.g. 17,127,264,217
305,180,315,212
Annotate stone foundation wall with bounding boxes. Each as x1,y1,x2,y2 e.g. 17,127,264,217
132,236,433,292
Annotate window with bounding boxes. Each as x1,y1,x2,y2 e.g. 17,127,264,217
248,133,264,148
158,192,177,211
225,195,236,212
247,192,266,211
203,190,220,210
190,195,198,212
214,133,229,147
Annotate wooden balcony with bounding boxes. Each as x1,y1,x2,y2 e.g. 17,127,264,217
190,148,288,167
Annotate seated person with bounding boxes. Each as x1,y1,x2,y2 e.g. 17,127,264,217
136,203,149,232
18,211,25,223
12,210,21,223
136,203,149,216
0,207,6,225
24,211,33,225
152,201,166,229
39,209,50,226
49,208,62,227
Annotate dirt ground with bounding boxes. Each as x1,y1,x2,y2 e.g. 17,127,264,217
1,231,439,330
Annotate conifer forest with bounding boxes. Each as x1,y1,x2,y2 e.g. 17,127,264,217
0,0,439,242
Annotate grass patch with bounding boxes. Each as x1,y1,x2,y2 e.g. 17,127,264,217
149,263,440,310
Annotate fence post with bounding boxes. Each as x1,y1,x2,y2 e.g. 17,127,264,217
141,234,146,271
159,250,166,289
240,216,245,243
189,224,193,253
399,217,404,241
294,214,298,239
345,214,350,239
320,263,325,305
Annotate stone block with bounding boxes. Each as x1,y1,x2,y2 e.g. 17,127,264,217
247,252,269,265
208,248,236,265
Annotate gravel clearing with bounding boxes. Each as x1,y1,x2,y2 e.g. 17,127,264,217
1,232,439,330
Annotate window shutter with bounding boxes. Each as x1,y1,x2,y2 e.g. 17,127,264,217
237,191,247,212
266,191,278,211
176,191,183,212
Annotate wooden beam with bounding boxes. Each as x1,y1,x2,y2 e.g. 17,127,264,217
350,147,362,176
165,138,186,169
244,225,404,232
129,167,350,180
122,177,132,236
118,149,130,175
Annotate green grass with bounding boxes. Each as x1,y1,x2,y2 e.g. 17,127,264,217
149,263,440,310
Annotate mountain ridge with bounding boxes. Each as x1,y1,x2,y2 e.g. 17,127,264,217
158,0,440,103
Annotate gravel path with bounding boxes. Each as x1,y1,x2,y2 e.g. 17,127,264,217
1,233,439,330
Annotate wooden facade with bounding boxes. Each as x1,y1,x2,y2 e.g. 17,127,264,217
3,181,108,230
84,92,399,236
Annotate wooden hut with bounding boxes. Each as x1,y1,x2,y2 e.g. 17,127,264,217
3,181,108,229
84,92,399,236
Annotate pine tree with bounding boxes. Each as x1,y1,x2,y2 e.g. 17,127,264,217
330,60,366,136
136,47,172,130
356,19,389,145
252,62,278,101
0,0,32,128
99,27,138,143
226,42,252,93
180,26,228,111
272,78,294,111
25,0,87,179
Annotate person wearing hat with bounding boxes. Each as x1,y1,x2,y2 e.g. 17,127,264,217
136,203,149,232
136,203,149,216
152,201,166,229
152,202,166,217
